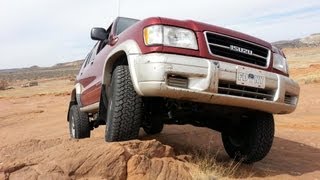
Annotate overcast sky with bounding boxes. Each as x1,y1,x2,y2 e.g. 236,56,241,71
0,0,319,69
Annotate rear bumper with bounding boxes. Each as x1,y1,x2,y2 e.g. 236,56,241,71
128,53,300,114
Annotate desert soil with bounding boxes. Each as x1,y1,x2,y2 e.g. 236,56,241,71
0,79,319,180
1,51,320,180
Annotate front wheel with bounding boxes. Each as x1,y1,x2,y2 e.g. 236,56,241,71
105,65,143,142
221,112,274,164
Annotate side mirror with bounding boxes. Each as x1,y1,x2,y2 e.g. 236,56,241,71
91,27,108,41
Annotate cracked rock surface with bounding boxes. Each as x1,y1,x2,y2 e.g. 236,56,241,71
0,138,195,180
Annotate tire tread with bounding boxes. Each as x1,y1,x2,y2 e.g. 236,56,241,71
106,65,143,141
222,113,274,163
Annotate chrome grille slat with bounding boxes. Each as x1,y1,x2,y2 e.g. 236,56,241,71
218,87,274,98
205,32,270,68
208,43,268,60
218,81,274,101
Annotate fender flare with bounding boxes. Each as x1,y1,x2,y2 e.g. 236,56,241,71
101,40,142,94
73,83,83,107
67,83,83,121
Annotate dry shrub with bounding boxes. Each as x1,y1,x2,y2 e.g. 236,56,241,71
0,80,9,90
189,149,254,179
69,77,76,82
21,81,38,88
190,151,239,179
304,77,320,84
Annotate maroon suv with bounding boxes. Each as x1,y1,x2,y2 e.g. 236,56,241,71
67,17,300,163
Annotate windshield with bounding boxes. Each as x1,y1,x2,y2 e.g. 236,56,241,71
116,17,139,35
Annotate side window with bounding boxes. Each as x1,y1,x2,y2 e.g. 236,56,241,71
83,51,93,68
115,18,139,35
82,42,99,68
89,42,99,63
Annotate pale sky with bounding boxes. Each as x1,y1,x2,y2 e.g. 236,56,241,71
0,0,319,69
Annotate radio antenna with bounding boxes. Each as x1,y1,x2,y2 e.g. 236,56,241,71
117,0,121,17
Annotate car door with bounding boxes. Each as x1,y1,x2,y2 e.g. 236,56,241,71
78,43,100,106
79,22,115,107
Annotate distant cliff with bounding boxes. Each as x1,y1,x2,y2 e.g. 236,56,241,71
273,33,320,49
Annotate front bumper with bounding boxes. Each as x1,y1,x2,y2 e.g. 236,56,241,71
128,53,300,114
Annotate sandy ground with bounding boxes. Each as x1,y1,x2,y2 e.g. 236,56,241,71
283,47,320,68
0,78,320,179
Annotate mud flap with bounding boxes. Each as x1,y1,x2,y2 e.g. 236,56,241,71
95,84,108,126
67,101,77,121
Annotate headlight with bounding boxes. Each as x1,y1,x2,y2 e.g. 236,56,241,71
273,53,288,74
143,25,198,50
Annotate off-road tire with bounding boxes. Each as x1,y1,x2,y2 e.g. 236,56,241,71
221,113,274,164
105,65,143,142
68,105,91,139
142,116,164,135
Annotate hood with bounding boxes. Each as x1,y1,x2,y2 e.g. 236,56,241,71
159,17,272,49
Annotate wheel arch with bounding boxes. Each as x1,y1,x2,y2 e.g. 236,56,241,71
102,51,128,86
101,40,141,89
67,83,83,121
96,51,129,122
96,40,142,122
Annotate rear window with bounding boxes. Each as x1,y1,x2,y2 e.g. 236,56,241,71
116,18,139,35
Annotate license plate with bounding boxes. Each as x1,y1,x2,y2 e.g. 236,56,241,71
236,66,265,89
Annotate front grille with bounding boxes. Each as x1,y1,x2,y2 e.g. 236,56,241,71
218,81,274,101
205,32,270,67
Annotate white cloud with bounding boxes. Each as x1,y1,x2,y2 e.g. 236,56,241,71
0,0,319,69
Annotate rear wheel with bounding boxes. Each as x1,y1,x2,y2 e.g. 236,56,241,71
68,105,91,139
142,99,164,135
142,115,164,135
221,112,274,164
105,65,143,142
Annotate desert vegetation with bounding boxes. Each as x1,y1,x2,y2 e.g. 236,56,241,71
0,80,9,90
